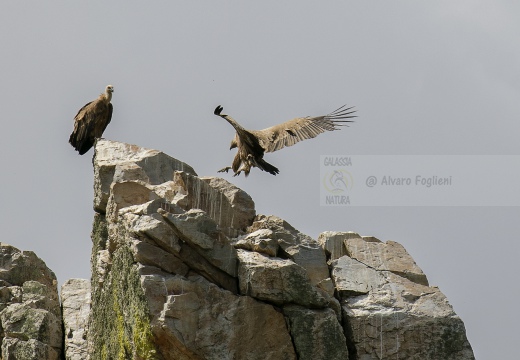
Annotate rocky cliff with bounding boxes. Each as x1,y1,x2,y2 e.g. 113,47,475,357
0,139,475,359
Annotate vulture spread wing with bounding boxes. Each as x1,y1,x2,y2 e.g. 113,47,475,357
256,105,356,153
69,85,113,155
214,103,355,177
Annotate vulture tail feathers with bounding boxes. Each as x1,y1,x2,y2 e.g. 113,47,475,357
257,158,280,175
69,133,93,155
78,141,94,155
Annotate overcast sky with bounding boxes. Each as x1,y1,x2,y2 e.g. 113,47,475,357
2,2,519,358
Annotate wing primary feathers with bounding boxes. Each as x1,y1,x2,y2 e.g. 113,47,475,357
325,105,357,121
214,105,224,116
325,105,356,121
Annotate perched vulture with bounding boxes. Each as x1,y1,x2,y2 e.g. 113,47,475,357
69,85,114,155
214,104,356,177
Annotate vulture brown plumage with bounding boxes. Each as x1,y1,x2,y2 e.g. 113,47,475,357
69,85,114,155
214,104,356,177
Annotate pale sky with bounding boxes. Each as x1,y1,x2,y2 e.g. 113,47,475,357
2,2,519,358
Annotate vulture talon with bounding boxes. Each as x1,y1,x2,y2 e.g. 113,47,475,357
218,166,231,173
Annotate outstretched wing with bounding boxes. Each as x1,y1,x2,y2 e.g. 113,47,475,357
256,105,356,153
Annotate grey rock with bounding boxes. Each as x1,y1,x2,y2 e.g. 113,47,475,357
249,214,315,249
61,279,91,360
1,303,62,349
153,274,296,360
249,215,333,295
0,243,57,288
22,281,61,318
161,209,237,277
0,243,62,359
85,140,474,360
234,229,279,257
344,236,428,286
343,291,475,359
93,139,197,213
284,305,349,360
335,260,475,359
331,255,385,298
237,249,328,307
318,231,361,261
170,172,256,237
2,338,60,360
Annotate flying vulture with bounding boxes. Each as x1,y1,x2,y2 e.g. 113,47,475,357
69,85,114,155
214,104,356,177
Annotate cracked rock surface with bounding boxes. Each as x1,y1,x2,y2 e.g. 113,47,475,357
62,140,475,360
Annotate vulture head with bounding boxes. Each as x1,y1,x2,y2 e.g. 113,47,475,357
229,135,238,150
104,85,114,102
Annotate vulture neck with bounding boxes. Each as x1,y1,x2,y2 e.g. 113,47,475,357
103,90,112,104
222,115,245,132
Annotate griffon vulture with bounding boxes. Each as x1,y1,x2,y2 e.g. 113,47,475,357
69,85,114,155
214,104,356,177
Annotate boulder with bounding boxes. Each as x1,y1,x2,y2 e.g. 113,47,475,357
236,249,328,308
344,236,428,286
234,229,279,257
331,254,474,359
0,243,62,359
249,215,333,295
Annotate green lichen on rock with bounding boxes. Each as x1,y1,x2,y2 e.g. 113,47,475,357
89,218,157,360
90,213,108,289
133,312,156,359
91,213,108,251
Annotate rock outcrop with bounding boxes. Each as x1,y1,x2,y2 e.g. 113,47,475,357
0,243,62,359
321,232,475,359
80,139,475,359
0,139,475,359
